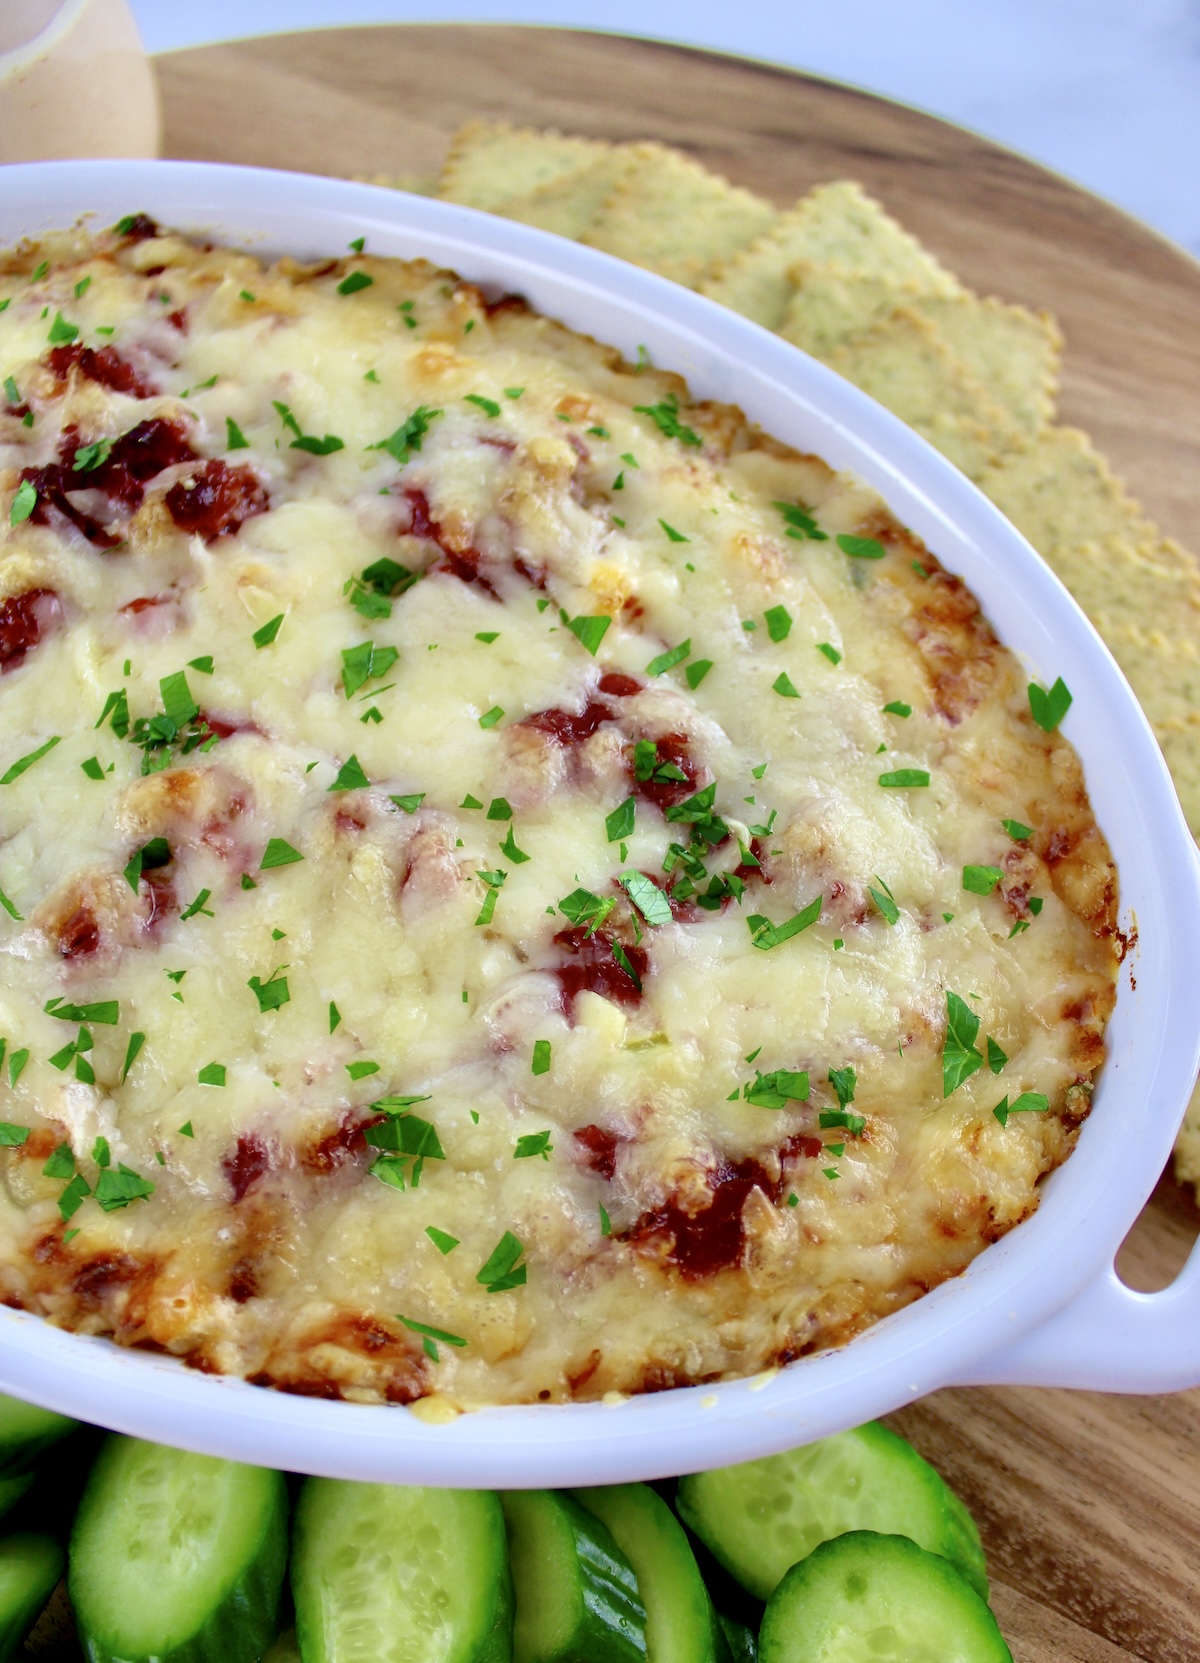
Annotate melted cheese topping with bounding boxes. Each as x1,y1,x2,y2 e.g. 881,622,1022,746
0,224,1119,1405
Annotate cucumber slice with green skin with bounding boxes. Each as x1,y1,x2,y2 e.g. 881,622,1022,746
758,1531,1012,1663
0,1533,64,1660
573,1484,725,1663
0,1475,34,1527
502,1489,646,1663
69,1435,287,1663
941,1483,989,1601
293,1480,512,1663
677,1423,982,1600
264,1629,302,1663
0,1393,77,1479
717,1616,755,1663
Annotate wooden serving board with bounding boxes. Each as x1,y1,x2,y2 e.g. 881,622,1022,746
150,28,1200,1661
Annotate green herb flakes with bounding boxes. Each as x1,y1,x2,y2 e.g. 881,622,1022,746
606,796,636,842
1027,676,1072,733
986,1036,1008,1075
942,990,984,1096
646,639,691,676
487,797,513,821
260,838,303,870
619,871,672,926
883,701,912,717
837,533,886,560
95,1165,154,1212
1003,818,1033,840
633,396,701,447
868,879,899,925
514,1131,553,1161
43,1144,75,1180
0,885,23,922
475,868,507,927
390,793,425,814
198,1063,226,1087
774,501,828,541
370,405,442,466
341,640,399,698
0,1124,29,1148
878,769,929,788
747,896,822,950
765,605,793,642
993,1091,1050,1127
685,659,713,690
248,972,290,1013
478,706,504,730
659,520,689,543
346,1060,380,1081
328,754,371,792
180,889,214,921
7,1049,28,1087
58,1174,90,1221
1,735,60,786
498,826,531,865
476,1231,527,1293
225,417,250,451
532,1040,551,1076
816,642,842,665
252,613,284,649
78,755,107,780
337,271,374,295
565,614,611,656
464,393,501,417
963,864,1003,896
744,1069,809,1109
772,673,801,699
8,478,36,528
46,312,79,345
425,1227,459,1255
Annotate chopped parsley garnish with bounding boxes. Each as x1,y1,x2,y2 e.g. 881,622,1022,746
505,387,524,399
120,1032,145,1083
58,1175,90,1221
123,836,171,892
188,656,214,675
772,673,801,699
744,1069,809,1109
399,1315,465,1362
0,885,22,922
1002,818,1033,841
95,1165,154,1212
599,1204,612,1236
225,417,250,451
619,871,672,926
633,394,701,447
1,735,60,786
765,605,793,642
558,888,615,934
47,312,79,345
8,1049,29,1087
240,290,255,303
1029,896,1044,915
341,640,399,698
1008,919,1029,938
46,997,118,1025
390,793,425,814
986,1036,1008,1075
9,479,37,527
198,1062,226,1087
248,971,290,1013
963,864,1003,896
253,613,284,649
367,1111,444,1188
647,639,690,676
241,874,257,890
478,706,504,729
476,1231,527,1293
0,1124,29,1147
498,827,531,864
773,501,828,541
180,888,214,920
606,796,636,842
514,1131,554,1161
829,1066,857,1109
260,838,303,870
487,797,513,821
837,534,886,560
95,688,130,737
425,1227,459,1255
73,438,115,472
747,896,821,950
2,377,18,406
346,1060,380,1081
883,701,912,717
476,631,499,644
878,769,929,788
370,405,442,466
337,271,374,295
462,794,483,810
1027,676,1072,733
868,877,899,925
664,782,728,847
565,614,611,656
475,868,507,927
345,556,419,621
465,394,501,417
942,990,984,1096
43,1144,76,1180
993,1091,1049,1126
328,754,371,792
816,642,842,665
819,1108,865,1136
532,1040,551,1076
686,659,713,690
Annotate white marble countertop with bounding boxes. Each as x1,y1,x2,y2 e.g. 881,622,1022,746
132,0,1198,263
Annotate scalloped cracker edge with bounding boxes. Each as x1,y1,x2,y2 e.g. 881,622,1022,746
440,121,611,211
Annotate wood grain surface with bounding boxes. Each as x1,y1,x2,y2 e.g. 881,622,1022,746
149,27,1200,1661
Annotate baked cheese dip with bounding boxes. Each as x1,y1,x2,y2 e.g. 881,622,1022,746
0,219,1120,1407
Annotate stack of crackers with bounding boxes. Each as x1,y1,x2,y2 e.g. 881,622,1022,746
396,122,1200,1190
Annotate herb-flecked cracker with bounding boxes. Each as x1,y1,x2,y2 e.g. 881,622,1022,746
701,181,961,331
581,143,775,290
495,150,637,241
779,263,929,358
440,121,610,212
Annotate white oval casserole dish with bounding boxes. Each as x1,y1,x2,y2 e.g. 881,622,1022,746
0,160,1199,1487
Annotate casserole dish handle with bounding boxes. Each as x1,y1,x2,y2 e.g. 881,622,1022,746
947,1239,1200,1392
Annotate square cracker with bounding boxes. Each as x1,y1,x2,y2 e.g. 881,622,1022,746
439,122,610,212
581,143,775,290
494,150,637,241
779,263,928,357
978,425,1158,560
911,294,1061,435
821,307,1023,481
700,180,961,330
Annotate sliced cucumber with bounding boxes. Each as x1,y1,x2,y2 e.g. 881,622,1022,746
293,1480,512,1663
574,1484,724,1663
69,1435,287,1663
0,1533,64,1659
676,1423,983,1600
0,1477,33,1527
264,1629,302,1663
0,1393,77,1479
941,1482,989,1600
717,1616,755,1663
758,1531,1012,1663
502,1489,646,1663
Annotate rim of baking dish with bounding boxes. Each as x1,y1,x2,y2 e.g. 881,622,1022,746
0,161,1197,1487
